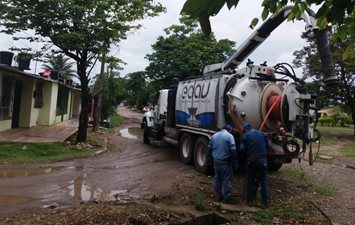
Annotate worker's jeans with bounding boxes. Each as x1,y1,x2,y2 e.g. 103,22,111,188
247,158,269,206
214,159,233,200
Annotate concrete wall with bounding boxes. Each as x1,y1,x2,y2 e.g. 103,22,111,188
0,119,11,132
72,90,81,116
18,78,36,128
37,81,53,125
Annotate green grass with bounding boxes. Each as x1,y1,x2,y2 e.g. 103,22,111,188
110,113,123,129
249,167,334,224
192,192,208,211
252,198,309,224
277,167,334,196
316,126,355,158
0,142,96,163
340,143,355,158
317,126,354,145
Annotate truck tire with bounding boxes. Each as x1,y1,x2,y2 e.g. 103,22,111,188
194,136,213,174
143,126,150,144
141,118,147,129
179,133,194,164
267,158,283,172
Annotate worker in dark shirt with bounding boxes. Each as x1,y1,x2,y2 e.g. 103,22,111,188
208,124,238,204
240,123,269,209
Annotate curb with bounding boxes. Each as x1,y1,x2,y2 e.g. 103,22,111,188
94,137,109,156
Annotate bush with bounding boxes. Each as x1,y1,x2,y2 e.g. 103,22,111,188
192,192,208,211
332,112,352,127
319,112,352,127
318,116,334,126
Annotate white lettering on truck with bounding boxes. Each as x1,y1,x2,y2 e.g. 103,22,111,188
181,83,211,100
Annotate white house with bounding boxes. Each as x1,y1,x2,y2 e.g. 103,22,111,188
0,51,81,132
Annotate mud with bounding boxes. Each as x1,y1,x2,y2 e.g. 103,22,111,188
67,175,130,201
0,196,32,207
0,167,55,178
0,106,201,216
0,106,354,225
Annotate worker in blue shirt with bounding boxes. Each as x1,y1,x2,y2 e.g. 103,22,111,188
240,123,270,209
208,124,238,204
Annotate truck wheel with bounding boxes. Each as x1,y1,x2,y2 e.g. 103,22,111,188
179,133,194,164
194,136,213,174
143,126,150,144
268,158,283,172
141,118,147,129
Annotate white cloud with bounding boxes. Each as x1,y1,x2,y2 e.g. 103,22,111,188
116,0,310,76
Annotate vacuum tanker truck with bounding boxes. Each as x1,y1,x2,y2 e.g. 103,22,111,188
142,6,335,173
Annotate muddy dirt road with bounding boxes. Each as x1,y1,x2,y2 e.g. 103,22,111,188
1,106,355,225
0,106,204,216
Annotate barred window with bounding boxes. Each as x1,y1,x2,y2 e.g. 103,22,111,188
56,85,69,116
0,76,14,119
34,82,43,108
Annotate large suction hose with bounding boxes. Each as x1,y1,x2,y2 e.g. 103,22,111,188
314,29,338,87
304,9,338,87
221,6,338,87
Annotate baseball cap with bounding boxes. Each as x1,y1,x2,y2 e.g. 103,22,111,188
223,124,232,131
242,123,251,129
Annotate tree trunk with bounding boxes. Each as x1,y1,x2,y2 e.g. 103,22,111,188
93,52,106,132
76,60,90,143
352,109,355,137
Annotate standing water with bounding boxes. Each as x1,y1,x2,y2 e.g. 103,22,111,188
118,127,143,140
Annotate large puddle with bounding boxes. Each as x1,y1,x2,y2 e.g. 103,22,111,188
0,167,54,178
68,176,132,201
0,195,32,206
118,127,143,140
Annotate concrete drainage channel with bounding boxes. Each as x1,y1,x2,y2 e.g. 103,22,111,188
170,213,230,225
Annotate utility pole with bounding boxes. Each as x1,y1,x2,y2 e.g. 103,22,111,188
92,52,106,132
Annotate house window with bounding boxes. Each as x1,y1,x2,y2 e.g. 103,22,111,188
56,85,69,116
34,82,43,108
0,76,14,119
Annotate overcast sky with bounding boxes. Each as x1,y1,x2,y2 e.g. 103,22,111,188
117,0,309,76
0,0,312,78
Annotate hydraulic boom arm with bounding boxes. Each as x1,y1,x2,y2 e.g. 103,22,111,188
202,6,337,86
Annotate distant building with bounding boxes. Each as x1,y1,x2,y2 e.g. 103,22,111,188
0,51,81,132
318,108,332,117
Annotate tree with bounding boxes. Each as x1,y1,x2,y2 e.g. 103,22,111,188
42,54,76,79
125,71,148,110
92,57,127,120
145,16,235,89
181,0,354,60
0,0,164,142
100,74,123,120
293,36,355,135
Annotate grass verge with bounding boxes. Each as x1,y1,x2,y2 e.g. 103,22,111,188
250,196,330,225
0,115,117,163
276,167,334,196
317,126,354,145
0,142,96,163
110,113,123,129
340,143,355,158
316,126,355,158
